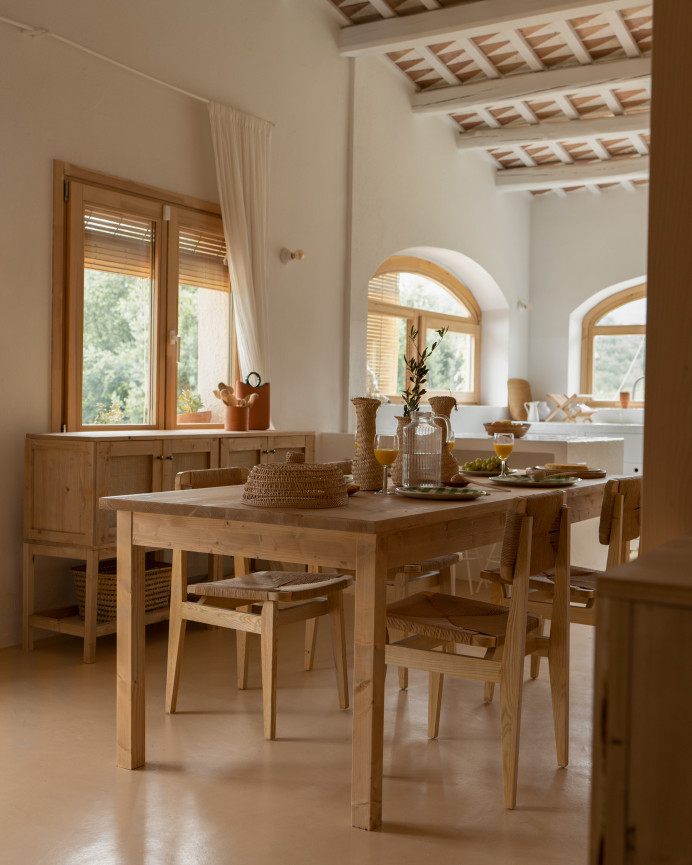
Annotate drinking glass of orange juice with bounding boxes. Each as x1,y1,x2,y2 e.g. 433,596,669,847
493,432,514,478
373,434,398,495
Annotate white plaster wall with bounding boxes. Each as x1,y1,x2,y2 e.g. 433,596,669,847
347,55,532,419
0,0,350,647
528,188,649,399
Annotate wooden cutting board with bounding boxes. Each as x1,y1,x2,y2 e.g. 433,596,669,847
508,378,532,421
534,466,607,479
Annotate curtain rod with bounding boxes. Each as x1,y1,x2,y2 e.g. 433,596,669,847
0,14,210,104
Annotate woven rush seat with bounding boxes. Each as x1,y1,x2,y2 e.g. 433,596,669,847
387,552,460,689
190,570,352,602
386,591,540,647
481,564,597,603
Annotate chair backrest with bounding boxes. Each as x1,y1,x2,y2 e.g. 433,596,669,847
500,491,567,581
175,466,250,490
598,476,642,545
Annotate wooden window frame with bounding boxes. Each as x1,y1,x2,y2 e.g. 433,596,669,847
52,162,238,432
580,284,647,407
367,255,482,405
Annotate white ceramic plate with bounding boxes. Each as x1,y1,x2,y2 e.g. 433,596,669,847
395,486,489,501
459,468,517,477
489,474,581,488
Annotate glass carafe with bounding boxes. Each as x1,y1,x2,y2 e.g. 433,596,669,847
402,411,442,487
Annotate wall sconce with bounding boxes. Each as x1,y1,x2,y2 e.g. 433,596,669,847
517,300,533,312
280,248,305,264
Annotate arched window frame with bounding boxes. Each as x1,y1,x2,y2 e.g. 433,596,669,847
367,255,482,405
580,284,646,407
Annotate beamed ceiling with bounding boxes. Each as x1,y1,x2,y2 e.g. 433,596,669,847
329,0,652,196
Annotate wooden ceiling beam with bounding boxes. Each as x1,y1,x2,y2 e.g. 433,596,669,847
458,111,651,150
338,0,635,56
413,56,650,115
495,155,649,191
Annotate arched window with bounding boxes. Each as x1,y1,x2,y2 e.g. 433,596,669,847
367,256,481,405
581,284,646,405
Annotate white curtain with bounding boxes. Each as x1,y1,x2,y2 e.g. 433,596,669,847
208,102,273,380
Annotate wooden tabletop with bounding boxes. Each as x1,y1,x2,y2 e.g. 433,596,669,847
100,478,608,535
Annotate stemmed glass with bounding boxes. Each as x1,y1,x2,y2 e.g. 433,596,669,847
373,434,398,495
447,426,456,453
493,432,514,478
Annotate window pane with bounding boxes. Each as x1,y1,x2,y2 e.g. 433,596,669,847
177,228,231,424
368,271,470,317
399,273,469,317
82,211,155,425
597,297,647,326
367,312,409,397
592,334,646,400
425,328,474,393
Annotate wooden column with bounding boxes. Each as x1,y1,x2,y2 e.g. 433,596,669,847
641,3,692,550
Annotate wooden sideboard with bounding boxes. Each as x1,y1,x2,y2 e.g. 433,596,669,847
23,430,315,662
590,533,692,864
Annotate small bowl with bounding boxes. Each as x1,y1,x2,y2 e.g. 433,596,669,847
484,421,531,438
346,483,360,496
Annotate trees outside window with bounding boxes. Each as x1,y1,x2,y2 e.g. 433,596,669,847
581,285,646,406
366,256,481,405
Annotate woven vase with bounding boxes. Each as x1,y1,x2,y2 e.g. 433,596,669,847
429,396,459,482
351,397,383,491
390,415,411,487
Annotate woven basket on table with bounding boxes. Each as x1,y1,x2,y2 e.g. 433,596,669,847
71,557,172,624
242,463,348,509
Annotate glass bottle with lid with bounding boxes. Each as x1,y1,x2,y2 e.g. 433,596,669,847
402,411,442,487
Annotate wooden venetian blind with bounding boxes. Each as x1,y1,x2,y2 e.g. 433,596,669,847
83,207,153,279
178,227,229,292
367,271,402,394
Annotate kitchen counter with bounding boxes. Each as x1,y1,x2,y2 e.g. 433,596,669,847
452,433,624,475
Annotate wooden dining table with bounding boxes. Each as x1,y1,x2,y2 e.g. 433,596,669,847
101,476,606,830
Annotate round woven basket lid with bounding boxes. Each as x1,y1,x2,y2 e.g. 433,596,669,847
242,462,348,509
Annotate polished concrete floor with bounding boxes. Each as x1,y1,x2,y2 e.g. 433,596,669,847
1,592,595,865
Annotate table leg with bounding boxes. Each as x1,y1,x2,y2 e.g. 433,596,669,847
116,511,146,769
83,550,100,664
22,544,35,651
351,536,387,830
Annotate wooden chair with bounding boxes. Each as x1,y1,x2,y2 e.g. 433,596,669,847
166,467,352,739
483,476,641,681
176,467,250,581
385,491,570,809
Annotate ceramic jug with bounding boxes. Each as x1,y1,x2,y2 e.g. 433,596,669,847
537,400,550,421
524,401,541,422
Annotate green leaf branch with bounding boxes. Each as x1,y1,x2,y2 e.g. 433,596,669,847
401,326,448,416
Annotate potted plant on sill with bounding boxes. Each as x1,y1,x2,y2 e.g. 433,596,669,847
177,388,211,424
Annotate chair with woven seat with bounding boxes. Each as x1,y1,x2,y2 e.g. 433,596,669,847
385,490,570,808
482,476,641,682
166,467,352,739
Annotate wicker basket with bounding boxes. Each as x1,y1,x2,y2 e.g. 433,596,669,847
242,462,348,509
71,556,172,624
